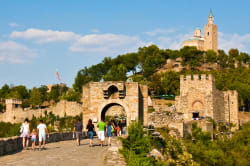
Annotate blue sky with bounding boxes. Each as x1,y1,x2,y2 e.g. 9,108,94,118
0,0,250,88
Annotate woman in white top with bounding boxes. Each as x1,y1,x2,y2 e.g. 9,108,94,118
20,118,30,150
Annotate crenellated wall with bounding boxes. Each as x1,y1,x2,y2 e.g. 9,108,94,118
176,74,239,130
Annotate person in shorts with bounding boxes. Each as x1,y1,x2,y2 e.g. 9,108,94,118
97,119,106,147
86,119,95,147
37,120,49,151
74,119,83,146
30,129,37,151
106,121,112,146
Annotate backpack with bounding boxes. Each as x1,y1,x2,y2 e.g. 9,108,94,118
20,123,24,133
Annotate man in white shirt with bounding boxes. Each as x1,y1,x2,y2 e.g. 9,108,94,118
37,120,49,150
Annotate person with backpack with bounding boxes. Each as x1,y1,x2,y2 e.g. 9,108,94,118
86,119,95,147
20,118,30,150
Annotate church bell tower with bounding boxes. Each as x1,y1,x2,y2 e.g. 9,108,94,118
204,10,218,53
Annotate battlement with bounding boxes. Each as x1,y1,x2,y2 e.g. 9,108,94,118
223,90,238,97
180,74,215,81
5,99,22,105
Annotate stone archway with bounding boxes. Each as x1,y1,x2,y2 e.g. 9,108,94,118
192,100,204,119
101,103,125,120
82,81,148,127
100,103,127,126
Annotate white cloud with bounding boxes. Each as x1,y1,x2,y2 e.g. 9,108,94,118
145,28,176,36
157,33,191,50
8,22,19,27
218,32,250,53
0,41,35,63
90,29,100,33
10,28,80,43
70,33,148,54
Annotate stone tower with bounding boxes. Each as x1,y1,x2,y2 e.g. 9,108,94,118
204,10,218,52
5,99,22,112
175,74,239,130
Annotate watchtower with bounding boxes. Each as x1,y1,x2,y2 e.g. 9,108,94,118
5,99,22,112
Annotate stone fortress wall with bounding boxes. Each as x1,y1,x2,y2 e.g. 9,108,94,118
0,99,82,123
148,74,239,137
0,76,246,138
175,74,238,128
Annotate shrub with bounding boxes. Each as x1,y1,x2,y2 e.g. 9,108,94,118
148,108,155,113
0,122,21,138
167,103,172,107
120,121,164,166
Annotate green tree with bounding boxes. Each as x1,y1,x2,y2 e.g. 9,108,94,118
123,53,139,74
143,53,165,78
180,46,204,68
29,87,43,107
138,45,160,72
38,85,49,102
103,64,128,81
205,50,217,64
166,49,181,60
73,67,92,92
7,85,29,99
60,89,81,103
237,52,249,65
228,49,239,69
148,74,164,96
48,85,66,102
217,50,228,69
228,48,239,58
0,84,10,99
161,71,180,96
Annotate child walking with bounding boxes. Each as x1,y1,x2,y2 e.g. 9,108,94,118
30,129,37,150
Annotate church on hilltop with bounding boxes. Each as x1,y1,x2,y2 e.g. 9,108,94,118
182,10,218,53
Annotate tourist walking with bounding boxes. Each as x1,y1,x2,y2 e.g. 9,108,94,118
37,120,49,150
111,120,117,136
30,129,37,151
106,121,112,146
97,119,106,147
116,125,121,136
20,118,30,150
86,119,95,147
74,119,83,146
118,121,123,136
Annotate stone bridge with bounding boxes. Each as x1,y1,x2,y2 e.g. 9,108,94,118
0,138,125,166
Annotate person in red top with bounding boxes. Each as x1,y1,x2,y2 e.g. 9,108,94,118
116,126,120,136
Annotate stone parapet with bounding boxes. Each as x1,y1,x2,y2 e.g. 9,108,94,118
0,132,79,156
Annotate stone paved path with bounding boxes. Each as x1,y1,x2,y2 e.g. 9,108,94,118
0,138,124,166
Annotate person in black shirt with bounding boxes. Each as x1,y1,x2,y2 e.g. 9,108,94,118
74,119,83,146
86,119,95,147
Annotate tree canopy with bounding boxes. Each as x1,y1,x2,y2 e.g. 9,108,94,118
72,45,250,111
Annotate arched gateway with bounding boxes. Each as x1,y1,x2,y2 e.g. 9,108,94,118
82,81,148,126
